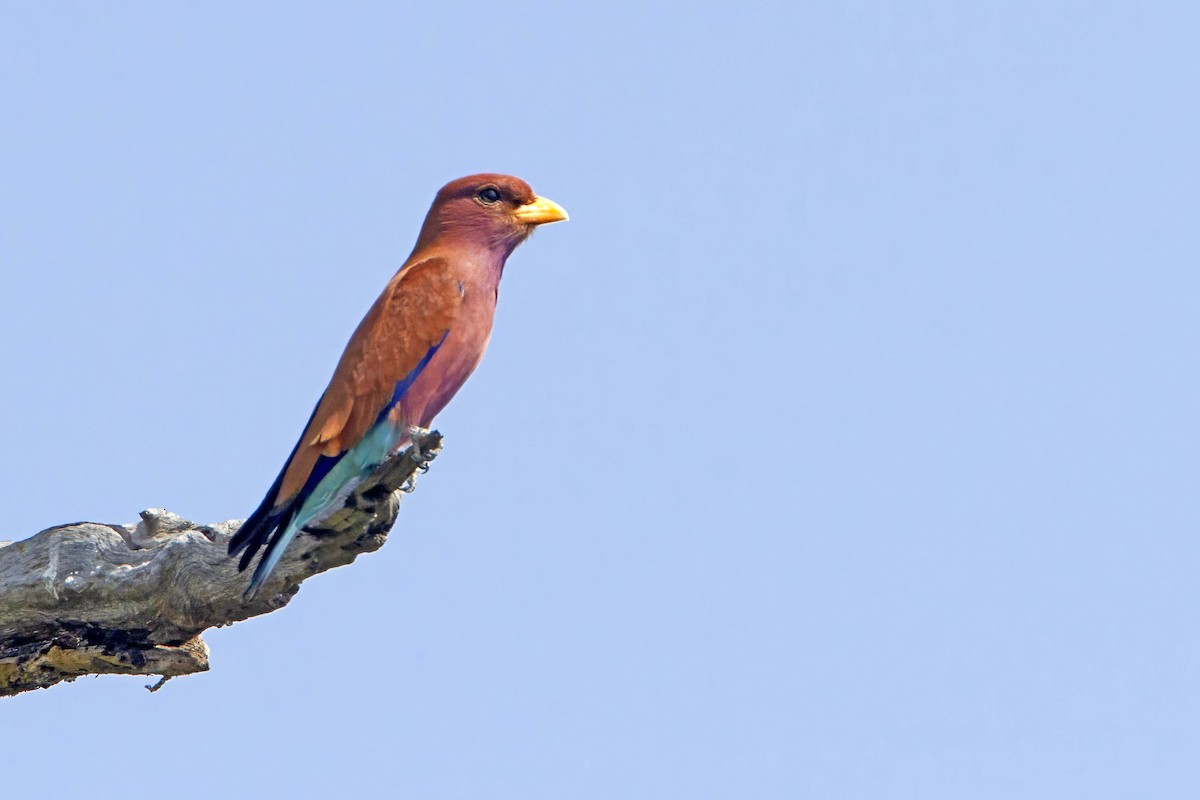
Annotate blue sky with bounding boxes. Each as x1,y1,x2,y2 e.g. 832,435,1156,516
2,3,1198,797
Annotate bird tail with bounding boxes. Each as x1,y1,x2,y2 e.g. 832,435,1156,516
242,513,302,600
228,465,286,565
231,452,352,600
229,391,335,599
228,464,298,600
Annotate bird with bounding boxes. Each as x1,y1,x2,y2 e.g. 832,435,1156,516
227,173,568,599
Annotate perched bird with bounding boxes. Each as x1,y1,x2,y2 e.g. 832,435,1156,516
228,174,567,599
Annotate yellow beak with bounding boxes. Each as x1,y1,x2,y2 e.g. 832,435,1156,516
513,195,569,225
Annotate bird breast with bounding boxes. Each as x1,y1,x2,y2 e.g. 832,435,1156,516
398,279,498,429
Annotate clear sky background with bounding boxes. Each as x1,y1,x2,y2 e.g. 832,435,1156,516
2,3,1198,797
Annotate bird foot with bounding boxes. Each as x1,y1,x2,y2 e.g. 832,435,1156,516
405,425,433,463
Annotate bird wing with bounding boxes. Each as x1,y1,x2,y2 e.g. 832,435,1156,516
279,255,463,502
228,256,462,567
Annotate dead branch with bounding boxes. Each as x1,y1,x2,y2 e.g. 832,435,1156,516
0,430,442,697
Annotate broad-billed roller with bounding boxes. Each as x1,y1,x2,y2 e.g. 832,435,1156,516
228,174,568,599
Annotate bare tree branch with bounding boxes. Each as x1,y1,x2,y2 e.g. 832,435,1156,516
0,431,442,697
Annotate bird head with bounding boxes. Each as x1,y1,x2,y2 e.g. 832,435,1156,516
413,173,568,257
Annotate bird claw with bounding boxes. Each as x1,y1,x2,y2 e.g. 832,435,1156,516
404,425,432,463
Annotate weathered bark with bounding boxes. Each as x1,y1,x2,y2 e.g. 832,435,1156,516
0,431,442,697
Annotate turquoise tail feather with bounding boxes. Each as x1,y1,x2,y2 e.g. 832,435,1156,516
242,419,406,599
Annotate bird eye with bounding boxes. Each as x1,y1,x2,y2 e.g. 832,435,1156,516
478,187,502,204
